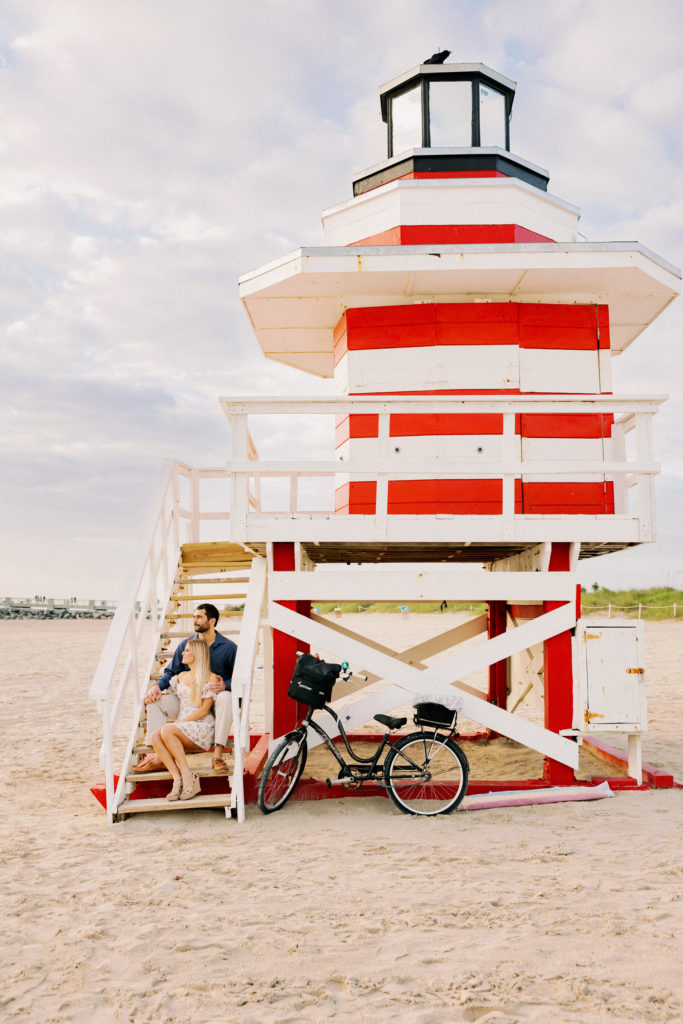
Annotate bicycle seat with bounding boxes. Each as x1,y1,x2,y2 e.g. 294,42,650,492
374,714,407,730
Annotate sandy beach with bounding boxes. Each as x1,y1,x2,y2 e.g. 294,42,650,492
2,616,682,1024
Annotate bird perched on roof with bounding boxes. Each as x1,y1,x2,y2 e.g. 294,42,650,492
424,49,451,64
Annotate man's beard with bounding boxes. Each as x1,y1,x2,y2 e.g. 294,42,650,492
195,622,209,633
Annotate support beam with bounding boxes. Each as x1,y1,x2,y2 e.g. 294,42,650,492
269,602,579,768
271,542,310,737
269,570,576,604
543,543,576,785
309,611,488,700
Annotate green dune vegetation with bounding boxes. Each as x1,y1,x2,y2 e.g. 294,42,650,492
223,588,682,620
579,586,683,620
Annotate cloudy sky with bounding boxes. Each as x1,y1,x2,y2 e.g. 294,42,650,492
2,0,682,599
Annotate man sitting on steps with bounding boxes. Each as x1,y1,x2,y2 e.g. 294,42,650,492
135,602,237,774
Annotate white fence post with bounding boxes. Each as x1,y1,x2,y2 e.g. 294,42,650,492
230,414,250,542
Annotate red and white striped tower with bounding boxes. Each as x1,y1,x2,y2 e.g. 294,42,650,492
238,61,679,788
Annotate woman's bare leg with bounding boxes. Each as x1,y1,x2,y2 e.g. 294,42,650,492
160,725,195,784
150,729,181,779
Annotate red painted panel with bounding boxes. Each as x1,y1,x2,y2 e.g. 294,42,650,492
399,170,509,180
338,479,504,514
435,321,519,346
348,322,436,349
335,412,503,445
597,305,611,349
351,224,554,246
338,480,615,515
349,387,522,396
519,324,599,350
516,482,614,514
514,226,555,242
519,413,614,438
346,305,437,328
333,313,349,344
334,413,379,446
352,226,403,245
518,304,596,327
436,303,518,323
390,413,503,436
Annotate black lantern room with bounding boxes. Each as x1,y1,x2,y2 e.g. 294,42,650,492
352,61,549,196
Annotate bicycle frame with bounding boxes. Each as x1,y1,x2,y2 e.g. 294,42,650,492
302,704,393,784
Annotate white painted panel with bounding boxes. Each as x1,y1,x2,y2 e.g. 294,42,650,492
520,473,606,483
521,437,605,462
574,620,646,731
321,178,582,245
598,349,612,392
346,345,520,393
243,511,644,544
519,348,600,394
334,353,349,394
269,569,576,603
337,434,505,459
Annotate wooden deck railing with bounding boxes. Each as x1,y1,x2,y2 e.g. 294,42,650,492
220,394,665,546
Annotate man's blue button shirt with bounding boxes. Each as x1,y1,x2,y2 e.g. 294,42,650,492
158,632,237,691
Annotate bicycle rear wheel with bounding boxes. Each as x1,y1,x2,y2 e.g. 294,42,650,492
257,733,308,814
384,731,469,816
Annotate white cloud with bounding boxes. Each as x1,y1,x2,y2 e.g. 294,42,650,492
1,0,681,596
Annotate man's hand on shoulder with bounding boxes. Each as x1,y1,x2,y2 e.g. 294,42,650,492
144,683,162,705
207,672,227,694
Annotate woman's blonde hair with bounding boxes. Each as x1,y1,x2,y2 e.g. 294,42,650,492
186,638,211,706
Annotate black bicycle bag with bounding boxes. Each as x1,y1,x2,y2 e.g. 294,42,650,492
413,702,457,729
288,653,341,709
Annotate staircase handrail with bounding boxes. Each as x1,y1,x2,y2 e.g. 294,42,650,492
89,460,177,705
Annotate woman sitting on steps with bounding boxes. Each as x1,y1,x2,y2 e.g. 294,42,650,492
145,638,215,801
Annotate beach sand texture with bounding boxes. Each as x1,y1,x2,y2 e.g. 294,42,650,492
2,617,682,1024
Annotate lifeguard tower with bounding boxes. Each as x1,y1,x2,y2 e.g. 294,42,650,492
90,60,680,823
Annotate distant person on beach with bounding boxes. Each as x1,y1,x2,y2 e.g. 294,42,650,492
145,638,216,801
135,603,237,775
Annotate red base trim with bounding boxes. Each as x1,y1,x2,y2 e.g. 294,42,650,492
243,734,270,803
583,737,676,788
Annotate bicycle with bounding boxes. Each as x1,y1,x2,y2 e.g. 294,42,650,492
257,655,469,817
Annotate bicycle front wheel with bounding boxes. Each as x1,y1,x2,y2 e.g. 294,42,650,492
257,733,308,814
384,731,469,816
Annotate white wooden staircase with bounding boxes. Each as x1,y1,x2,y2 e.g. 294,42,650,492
112,541,267,822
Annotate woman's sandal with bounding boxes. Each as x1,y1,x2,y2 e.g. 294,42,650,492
212,757,230,773
180,773,201,801
133,754,163,773
165,778,182,801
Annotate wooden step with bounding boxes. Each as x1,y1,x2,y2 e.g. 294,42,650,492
126,765,232,783
118,793,234,816
171,593,247,601
158,629,240,640
174,576,251,586
181,542,254,568
165,610,244,620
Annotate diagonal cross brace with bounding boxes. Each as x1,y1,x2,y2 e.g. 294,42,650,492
268,602,579,768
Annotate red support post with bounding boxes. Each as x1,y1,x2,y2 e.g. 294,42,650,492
271,542,310,738
487,600,508,738
543,542,576,785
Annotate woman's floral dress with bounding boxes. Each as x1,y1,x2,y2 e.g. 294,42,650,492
168,675,215,749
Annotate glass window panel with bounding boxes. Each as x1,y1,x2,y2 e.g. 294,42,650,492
391,85,422,154
428,80,472,147
479,84,507,148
